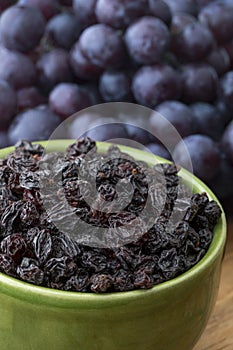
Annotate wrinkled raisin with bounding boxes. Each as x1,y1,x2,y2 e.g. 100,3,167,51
0,138,222,293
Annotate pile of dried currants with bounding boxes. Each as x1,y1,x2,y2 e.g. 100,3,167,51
0,138,222,293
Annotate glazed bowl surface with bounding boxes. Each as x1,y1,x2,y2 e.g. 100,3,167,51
0,140,227,350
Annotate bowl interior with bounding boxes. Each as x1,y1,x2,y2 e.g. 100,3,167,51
0,140,227,306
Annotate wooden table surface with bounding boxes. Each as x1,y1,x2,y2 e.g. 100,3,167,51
194,220,233,350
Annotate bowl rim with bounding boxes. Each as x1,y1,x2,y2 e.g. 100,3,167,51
0,140,227,307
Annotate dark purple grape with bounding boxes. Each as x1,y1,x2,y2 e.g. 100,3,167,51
172,22,215,62
70,42,104,81
0,47,37,89
190,102,225,141
170,12,196,34
215,99,232,128
83,83,103,105
206,48,230,76
224,40,233,69
85,122,128,142
73,0,97,28
49,83,93,120
195,0,212,10
172,134,221,182
124,124,153,145
68,112,101,139
79,24,126,69
99,71,132,102
8,105,61,145
0,0,15,12
164,0,198,16
151,100,195,148
217,0,233,8
208,152,233,198
198,2,233,44
17,87,46,112
132,65,182,108
95,0,147,29
45,13,81,50
18,0,59,20
125,16,170,65
219,71,233,113
0,79,17,129
146,143,171,160
181,63,218,103
0,131,9,148
0,5,45,53
37,49,74,93
148,0,171,25
221,122,233,165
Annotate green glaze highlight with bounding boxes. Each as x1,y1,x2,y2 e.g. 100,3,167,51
0,141,227,350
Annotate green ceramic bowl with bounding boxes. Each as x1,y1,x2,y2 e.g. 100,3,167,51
0,141,227,350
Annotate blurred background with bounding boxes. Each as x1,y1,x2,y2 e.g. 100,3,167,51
0,0,233,216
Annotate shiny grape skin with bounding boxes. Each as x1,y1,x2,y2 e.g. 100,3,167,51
49,83,93,120
0,5,45,53
45,13,81,50
83,83,103,105
198,2,233,44
219,71,233,113
95,0,147,29
152,100,196,148
79,24,126,69
68,112,100,139
0,47,37,89
146,143,171,160
172,22,215,62
37,48,74,93
172,134,221,182
221,122,233,165
125,124,155,145
170,13,196,35
181,63,218,103
0,79,17,129
18,0,59,21
70,42,104,81
195,0,213,10
148,0,171,26
16,87,46,112
125,16,170,65
85,122,128,142
8,106,61,145
132,65,182,108
164,0,198,16
191,102,224,141
99,71,132,102
0,0,231,211
206,48,230,76
72,0,97,28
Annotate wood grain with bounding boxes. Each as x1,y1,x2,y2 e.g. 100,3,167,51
194,221,233,350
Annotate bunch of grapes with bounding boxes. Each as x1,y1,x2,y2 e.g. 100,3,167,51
0,0,233,214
